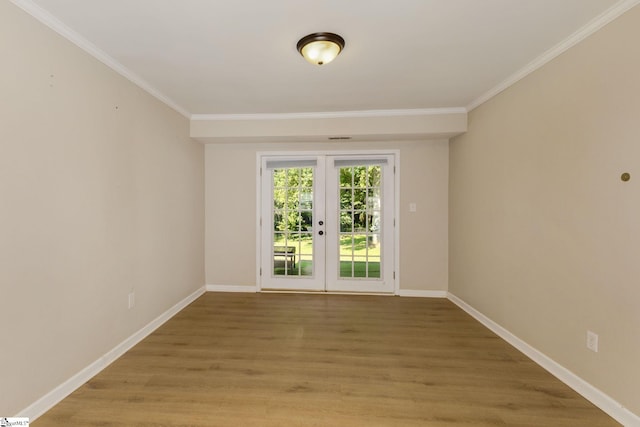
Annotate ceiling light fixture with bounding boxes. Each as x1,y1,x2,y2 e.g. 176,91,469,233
297,32,345,66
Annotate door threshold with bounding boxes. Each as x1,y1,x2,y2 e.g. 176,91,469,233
260,289,396,296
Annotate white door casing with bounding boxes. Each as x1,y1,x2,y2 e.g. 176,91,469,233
259,152,397,293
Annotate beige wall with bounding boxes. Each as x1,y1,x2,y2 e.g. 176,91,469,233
205,140,448,292
450,5,640,416
9,0,638,417
0,2,204,415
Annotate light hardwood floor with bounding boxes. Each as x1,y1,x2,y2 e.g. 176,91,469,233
35,293,619,426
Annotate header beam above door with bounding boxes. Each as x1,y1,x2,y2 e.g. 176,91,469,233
191,110,467,143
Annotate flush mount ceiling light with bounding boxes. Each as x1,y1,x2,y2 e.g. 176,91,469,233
297,32,345,66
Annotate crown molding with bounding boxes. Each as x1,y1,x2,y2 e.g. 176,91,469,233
14,0,636,121
467,0,640,111
191,108,467,121
10,0,191,118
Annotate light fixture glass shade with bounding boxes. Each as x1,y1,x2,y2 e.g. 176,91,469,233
297,33,345,65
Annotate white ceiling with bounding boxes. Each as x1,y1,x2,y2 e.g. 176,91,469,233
14,0,634,117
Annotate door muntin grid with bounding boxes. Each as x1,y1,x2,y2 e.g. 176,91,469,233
272,167,314,277
338,165,382,279
261,153,394,293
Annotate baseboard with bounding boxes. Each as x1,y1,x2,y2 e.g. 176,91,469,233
447,292,640,426
20,286,206,421
20,286,637,425
205,286,446,298
206,286,444,297
397,289,447,298
260,290,393,296
206,284,258,293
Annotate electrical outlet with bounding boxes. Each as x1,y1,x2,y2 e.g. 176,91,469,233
128,292,135,309
586,330,598,352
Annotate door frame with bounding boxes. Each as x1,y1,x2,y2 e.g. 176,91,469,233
256,149,400,294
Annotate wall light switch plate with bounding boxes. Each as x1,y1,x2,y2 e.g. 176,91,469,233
587,330,598,352
409,203,417,212
128,292,135,309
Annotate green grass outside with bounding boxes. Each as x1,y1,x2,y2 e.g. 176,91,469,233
273,235,381,278
273,235,380,257
273,260,380,278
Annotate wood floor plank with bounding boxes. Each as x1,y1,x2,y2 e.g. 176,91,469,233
34,293,620,426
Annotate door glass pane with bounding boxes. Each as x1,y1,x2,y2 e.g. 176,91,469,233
338,165,382,279
272,167,314,277
340,189,352,210
368,256,381,278
340,211,353,232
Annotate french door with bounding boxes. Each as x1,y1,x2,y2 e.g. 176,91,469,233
260,153,395,293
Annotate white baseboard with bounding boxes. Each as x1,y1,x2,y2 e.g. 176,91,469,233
206,284,258,293
205,285,445,298
206,286,445,298
260,290,393,296
20,286,206,421
20,285,637,425
447,292,640,427
397,289,447,298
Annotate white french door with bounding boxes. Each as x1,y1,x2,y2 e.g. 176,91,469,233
260,153,395,293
